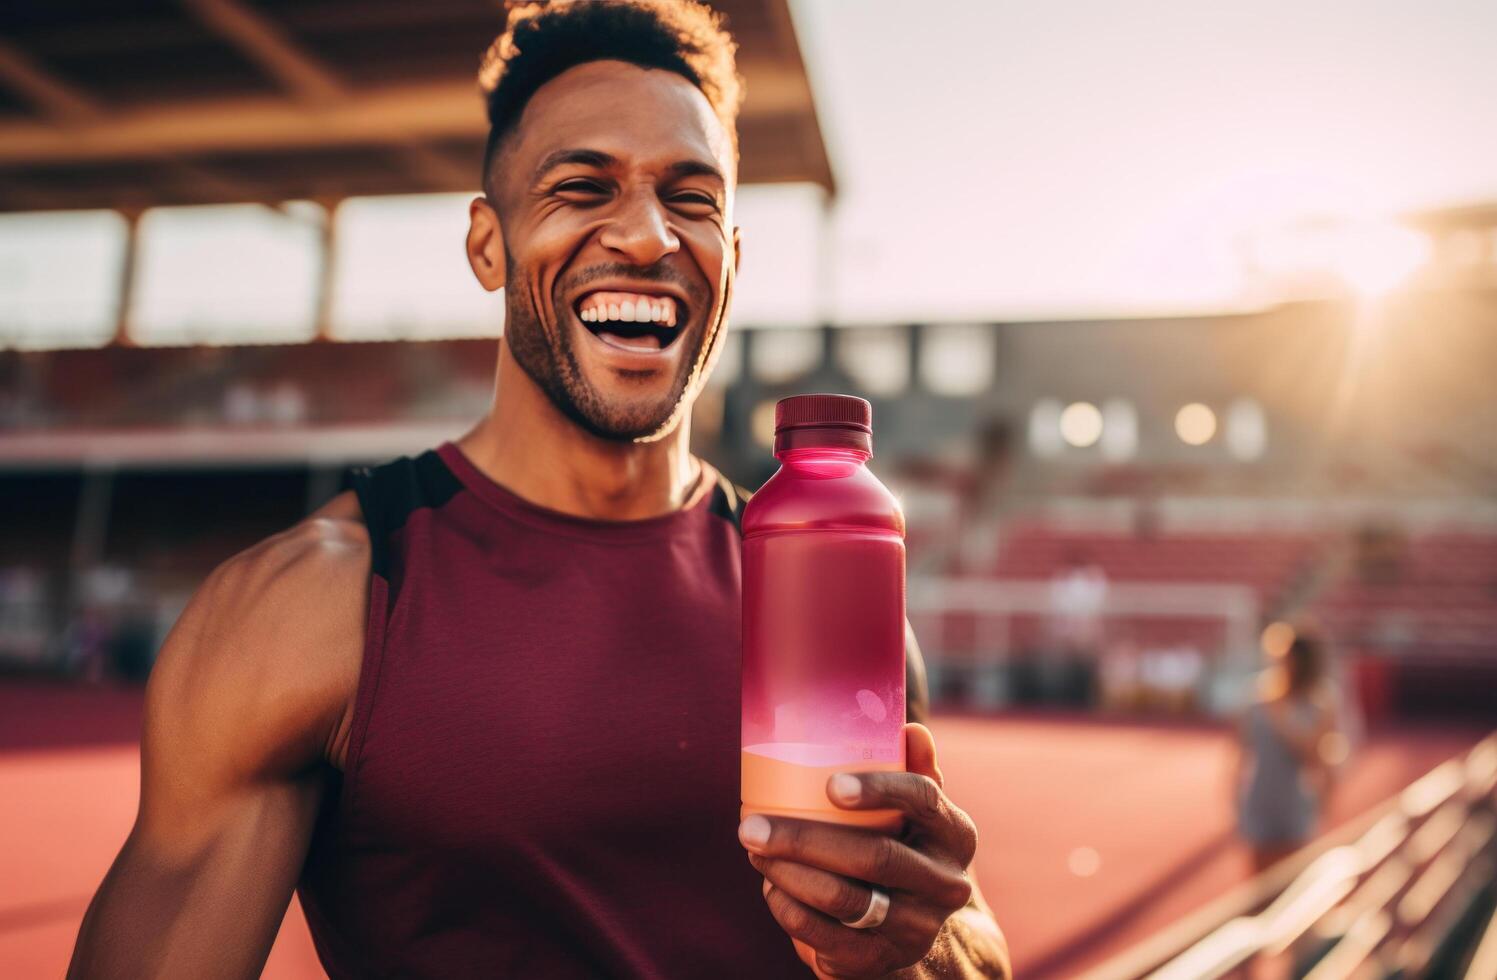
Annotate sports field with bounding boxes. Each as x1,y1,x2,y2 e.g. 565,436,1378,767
0,682,1483,978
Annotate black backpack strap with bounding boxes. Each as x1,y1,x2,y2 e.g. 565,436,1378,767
340,448,463,587
708,466,753,534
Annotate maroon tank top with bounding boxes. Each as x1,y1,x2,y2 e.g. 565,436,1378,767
296,441,808,978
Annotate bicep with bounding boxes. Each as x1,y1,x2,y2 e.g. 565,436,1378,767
71,527,362,978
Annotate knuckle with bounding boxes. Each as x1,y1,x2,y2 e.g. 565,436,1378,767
946,871,974,910
908,908,949,948
832,877,869,920
957,811,980,862
915,775,942,818
867,836,903,882
775,893,814,937
769,819,795,854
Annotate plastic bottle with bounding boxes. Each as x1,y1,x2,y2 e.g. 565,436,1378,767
740,394,906,831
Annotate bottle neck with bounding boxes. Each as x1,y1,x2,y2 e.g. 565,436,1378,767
772,426,873,456
774,446,872,466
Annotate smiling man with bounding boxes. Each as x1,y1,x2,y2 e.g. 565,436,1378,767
67,2,1008,978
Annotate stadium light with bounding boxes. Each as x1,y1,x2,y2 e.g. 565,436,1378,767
836,327,910,395
1174,403,1217,446
750,399,779,449
1059,402,1103,448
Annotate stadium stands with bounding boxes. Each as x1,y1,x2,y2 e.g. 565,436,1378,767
1313,532,1497,662
983,526,1319,608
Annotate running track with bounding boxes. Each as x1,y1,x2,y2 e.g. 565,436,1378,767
1,682,1485,978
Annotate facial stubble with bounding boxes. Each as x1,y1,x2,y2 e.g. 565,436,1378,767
501,256,724,443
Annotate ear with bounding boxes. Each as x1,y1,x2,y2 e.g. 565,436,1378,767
732,224,742,277
467,196,507,292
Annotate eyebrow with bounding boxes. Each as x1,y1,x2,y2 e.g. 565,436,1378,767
531,148,725,185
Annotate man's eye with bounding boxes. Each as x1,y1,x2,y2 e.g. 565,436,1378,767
557,179,608,195
672,192,718,210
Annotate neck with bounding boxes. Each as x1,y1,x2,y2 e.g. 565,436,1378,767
454,338,702,521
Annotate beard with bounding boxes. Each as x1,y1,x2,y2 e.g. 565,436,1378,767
502,258,723,443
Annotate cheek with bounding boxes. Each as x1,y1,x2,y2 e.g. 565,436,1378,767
518,217,600,307
681,229,728,298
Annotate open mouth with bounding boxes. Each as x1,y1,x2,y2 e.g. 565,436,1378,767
574,290,685,353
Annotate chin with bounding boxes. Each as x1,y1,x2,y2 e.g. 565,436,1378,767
550,369,685,442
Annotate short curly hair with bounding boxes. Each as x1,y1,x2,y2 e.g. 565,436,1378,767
478,0,745,195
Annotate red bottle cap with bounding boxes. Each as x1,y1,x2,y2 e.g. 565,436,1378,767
773,394,873,454
774,394,872,434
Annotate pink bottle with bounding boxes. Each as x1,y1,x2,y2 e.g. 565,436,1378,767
741,394,906,832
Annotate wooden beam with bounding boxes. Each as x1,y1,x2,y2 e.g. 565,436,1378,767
179,0,345,104
0,36,270,204
0,37,101,120
753,0,835,195
0,79,487,164
395,143,478,191
157,159,273,206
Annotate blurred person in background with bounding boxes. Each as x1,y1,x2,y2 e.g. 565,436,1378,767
1230,630,1349,872
67,2,1008,978
1046,550,1108,705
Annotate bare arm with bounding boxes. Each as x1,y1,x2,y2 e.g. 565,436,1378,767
1229,707,1251,806
68,504,368,979
1263,692,1339,768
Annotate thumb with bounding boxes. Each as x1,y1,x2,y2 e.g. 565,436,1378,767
904,722,945,788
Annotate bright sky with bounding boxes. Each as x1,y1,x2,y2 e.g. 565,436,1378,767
789,0,1497,320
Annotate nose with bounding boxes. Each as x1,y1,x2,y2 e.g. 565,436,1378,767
598,185,680,267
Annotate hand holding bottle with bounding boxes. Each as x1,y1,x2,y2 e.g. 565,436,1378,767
738,723,981,979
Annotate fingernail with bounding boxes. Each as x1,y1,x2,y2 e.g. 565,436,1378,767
831,773,862,804
762,877,773,898
739,814,770,850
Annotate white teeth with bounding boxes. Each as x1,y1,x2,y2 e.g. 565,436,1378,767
576,295,680,323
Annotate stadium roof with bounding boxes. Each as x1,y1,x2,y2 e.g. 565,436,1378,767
0,0,834,213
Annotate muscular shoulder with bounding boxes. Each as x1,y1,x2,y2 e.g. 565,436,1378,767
143,491,370,794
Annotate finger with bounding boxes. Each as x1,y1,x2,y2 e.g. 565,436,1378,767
826,770,978,866
762,883,885,977
904,723,945,789
750,855,885,927
740,814,966,901
750,855,937,948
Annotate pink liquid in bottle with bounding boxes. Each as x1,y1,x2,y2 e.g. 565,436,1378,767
741,394,906,832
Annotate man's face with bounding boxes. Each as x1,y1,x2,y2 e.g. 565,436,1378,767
479,60,738,442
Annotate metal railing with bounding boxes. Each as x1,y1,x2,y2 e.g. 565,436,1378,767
1082,733,1497,980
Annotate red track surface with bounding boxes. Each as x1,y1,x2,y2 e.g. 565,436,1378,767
1,682,1486,978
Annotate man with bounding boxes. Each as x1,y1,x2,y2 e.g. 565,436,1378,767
68,2,1010,977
